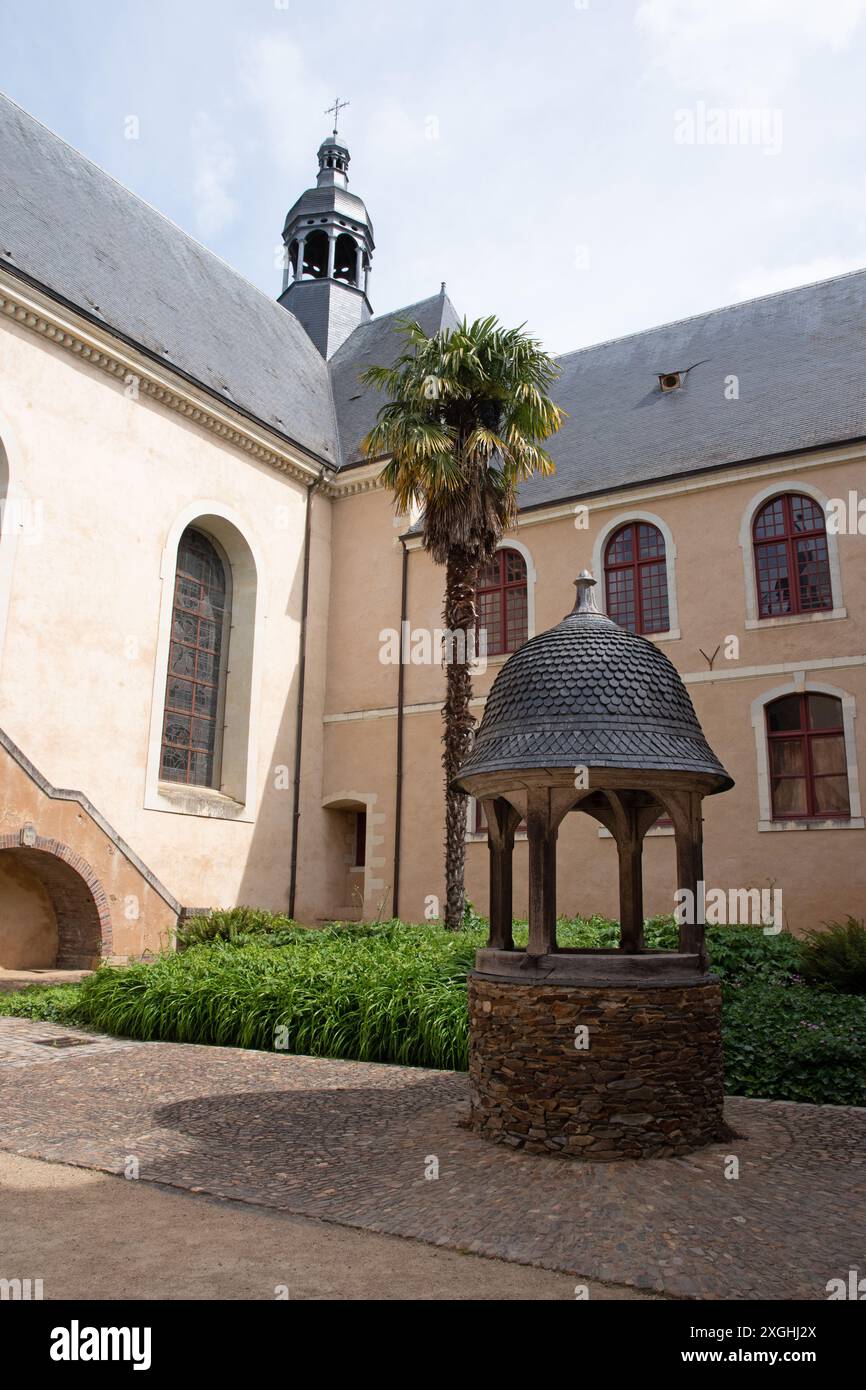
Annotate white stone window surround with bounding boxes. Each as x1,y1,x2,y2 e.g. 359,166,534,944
739,479,847,630
322,791,387,899
751,676,864,832
591,510,681,642
145,501,266,823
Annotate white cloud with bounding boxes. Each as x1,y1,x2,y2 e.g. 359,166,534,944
635,0,866,99
190,110,239,238
732,255,865,302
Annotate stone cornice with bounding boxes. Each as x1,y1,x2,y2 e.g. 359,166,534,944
329,459,386,497
399,442,866,549
0,268,331,491
514,439,866,530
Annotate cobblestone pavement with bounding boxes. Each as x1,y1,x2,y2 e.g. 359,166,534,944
0,1017,862,1300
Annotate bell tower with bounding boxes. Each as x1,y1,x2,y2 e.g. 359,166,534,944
278,100,374,359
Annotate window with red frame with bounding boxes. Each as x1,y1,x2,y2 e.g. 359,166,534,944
753,493,832,619
160,528,229,789
604,522,670,635
476,548,528,656
766,693,850,819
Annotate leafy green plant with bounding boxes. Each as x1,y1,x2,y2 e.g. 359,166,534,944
363,314,563,931
2,916,863,1106
0,982,86,1024
176,906,298,951
722,981,866,1105
800,917,866,995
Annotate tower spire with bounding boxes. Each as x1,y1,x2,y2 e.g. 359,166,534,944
277,111,374,359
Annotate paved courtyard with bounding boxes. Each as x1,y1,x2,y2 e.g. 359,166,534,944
0,1017,863,1300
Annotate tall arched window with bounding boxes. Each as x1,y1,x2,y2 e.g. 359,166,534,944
334,232,359,285
753,493,832,619
604,522,669,634
301,229,329,280
477,548,528,656
160,528,231,788
766,692,850,819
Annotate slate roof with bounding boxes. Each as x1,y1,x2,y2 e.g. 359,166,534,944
283,186,373,237
455,593,732,788
328,290,461,465
0,92,340,465
3,91,866,496
520,268,866,508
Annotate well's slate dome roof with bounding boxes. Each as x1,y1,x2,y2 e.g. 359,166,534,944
456,579,732,789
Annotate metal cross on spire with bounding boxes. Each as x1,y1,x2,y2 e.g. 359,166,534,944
325,96,350,139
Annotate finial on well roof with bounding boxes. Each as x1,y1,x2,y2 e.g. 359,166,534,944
572,569,601,615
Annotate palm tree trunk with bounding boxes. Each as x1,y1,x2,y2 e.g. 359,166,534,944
442,548,478,931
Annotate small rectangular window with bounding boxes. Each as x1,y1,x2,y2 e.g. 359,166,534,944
354,811,367,868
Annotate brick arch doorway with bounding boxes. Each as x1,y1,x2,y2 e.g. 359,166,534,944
0,835,110,970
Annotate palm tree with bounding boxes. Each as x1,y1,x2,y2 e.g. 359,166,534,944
362,315,564,931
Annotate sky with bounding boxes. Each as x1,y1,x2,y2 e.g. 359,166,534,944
3,0,866,354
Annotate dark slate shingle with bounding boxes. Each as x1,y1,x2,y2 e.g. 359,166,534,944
0,92,339,464
4,89,866,500
520,271,866,508
328,291,461,465
456,608,732,786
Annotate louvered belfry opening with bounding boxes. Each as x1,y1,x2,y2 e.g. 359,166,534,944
454,572,734,1161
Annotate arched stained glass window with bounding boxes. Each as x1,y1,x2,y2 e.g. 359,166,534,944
160,528,230,788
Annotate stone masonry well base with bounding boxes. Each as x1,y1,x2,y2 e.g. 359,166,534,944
468,973,728,1161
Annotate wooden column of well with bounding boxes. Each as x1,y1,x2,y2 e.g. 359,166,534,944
526,787,557,956
482,797,521,951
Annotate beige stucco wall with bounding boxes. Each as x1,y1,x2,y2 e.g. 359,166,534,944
0,305,325,926
2,281,864,943
321,455,866,935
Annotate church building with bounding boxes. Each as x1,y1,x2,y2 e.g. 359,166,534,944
0,92,863,968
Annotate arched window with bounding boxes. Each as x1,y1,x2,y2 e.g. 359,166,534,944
302,229,329,280
477,548,528,656
334,232,359,285
604,522,669,634
766,693,850,819
753,493,832,619
160,528,231,789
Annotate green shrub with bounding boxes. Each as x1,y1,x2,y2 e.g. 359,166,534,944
723,980,866,1105
0,982,86,1025
68,926,477,1070
800,917,866,995
3,917,863,1107
176,906,298,950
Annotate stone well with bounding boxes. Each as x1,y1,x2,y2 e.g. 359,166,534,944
454,572,734,1161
